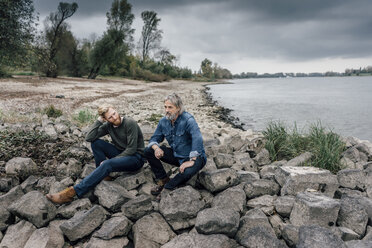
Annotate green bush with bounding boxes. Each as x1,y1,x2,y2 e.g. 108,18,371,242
263,121,346,173
73,109,97,126
146,113,163,123
43,105,63,118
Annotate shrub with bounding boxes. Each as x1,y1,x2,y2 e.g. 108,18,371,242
43,105,63,118
146,113,163,123
73,109,97,126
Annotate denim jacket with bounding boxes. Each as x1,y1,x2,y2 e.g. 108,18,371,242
148,111,206,163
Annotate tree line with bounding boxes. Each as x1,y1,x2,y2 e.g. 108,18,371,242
0,0,232,81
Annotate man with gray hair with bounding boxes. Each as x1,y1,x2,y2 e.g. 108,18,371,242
144,93,207,199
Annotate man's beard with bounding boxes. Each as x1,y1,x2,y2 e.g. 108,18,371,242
165,112,178,121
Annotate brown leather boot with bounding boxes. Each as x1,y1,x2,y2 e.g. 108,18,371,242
151,177,170,196
103,176,113,181
46,186,76,204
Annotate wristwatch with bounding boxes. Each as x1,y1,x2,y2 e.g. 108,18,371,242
190,157,197,161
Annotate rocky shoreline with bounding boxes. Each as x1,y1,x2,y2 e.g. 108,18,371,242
0,77,372,247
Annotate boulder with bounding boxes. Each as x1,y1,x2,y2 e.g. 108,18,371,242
232,152,257,172
121,194,153,220
297,225,347,248
93,216,132,240
336,226,360,241
274,195,295,217
281,224,299,247
56,198,92,219
0,220,36,248
83,237,129,248
246,195,276,215
285,152,313,167
56,158,82,178
345,240,372,248
115,170,147,190
239,226,288,248
80,163,96,178
275,166,339,197
36,176,56,194
0,206,13,231
214,153,234,169
8,191,57,228
253,148,271,166
23,225,64,248
237,171,260,183
5,157,38,180
212,186,246,214
20,175,39,193
290,191,340,228
60,205,107,242
198,168,239,193
133,212,176,247
159,186,205,230
0,185,24,209
337,169,366,190
244,179,280,199
161,232,240,248
0,177,19,192
94,181,135,211
195,207,240,237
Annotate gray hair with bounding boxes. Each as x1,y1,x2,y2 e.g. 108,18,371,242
164,93,185,114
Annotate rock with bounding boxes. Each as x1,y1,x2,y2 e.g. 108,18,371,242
275,166,339,197
195,207,240,237
335,188,366,199
337,169,366,190
133,212,176,247
198,168,239,193
269,214,285,237
297,225,347,248
93,216,132,240
362,225,372,241
290,191,340,228
0,206,13,231
235,208,276,244
259,164,282,180
337,196,368,238
240,226,288,248
237,171,260,183
94,181,135,212
212,186,246,214
83,237,130,248
226,135,246,152
214,153,234,169
0,177,19,192
5,157,38,180
115,170,147,190
345,240,372,248
159,186,205,230
80,163,95,178
246,195,276,215
232,152,257,172
8,191,57,228
48,177,74,194
56,198,92,219
244,179,280,199
199,189,214,208
121,194,153,220
343,147,361,163
23,225,64,248
246,137,266,156
161,232,240,248
337,226,360,241
253,148,271,166
36,176,56,194
54,122,69,134
274,195,295,217
57,158,82,178
0,220,36,248
285,152,313,167
20,175,39,193
0,185,24,209
281,224,299,247
60,205,107,242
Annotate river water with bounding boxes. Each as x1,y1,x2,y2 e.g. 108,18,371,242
208,76,372,141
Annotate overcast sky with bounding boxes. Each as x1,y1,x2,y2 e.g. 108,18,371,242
33,0,372,74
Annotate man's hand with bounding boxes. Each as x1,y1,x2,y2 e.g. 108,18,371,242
154,147,164,159
180,160,195,173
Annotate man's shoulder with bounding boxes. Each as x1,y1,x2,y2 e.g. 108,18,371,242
123,117,139,127
181,111,194,120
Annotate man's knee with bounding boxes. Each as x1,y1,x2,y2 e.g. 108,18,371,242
91,139,104,150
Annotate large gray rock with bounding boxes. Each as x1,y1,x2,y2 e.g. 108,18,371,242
253,148,271,166
232,152,257,172
274,195,295,217
93,216,132,240
159,186,205,230
56,158,82,178
56,198,92,219
0,177,19,192
60,205,107,242
337,169,366,190
115,170,147,190
281,224,300,247
212,186,246,214
23,225,64,248
36,176,57,194
48,177,74,194
244,179,280,199
162,233,240,248
337,196,368,238
198,168,239,193
290,191,340,228
20,175,39,193
297,225,347,248
235,208,276,244
239,226,288,248
195,207,240,237
285,152,313,167
237,171,260,183
246,195,276,215
121,194,153,220
0,220,36,248
83,237,129,248
275,166,339,197
345,240,372,248
94,181,135,211
0,185,24,209
0,206,13,231
133,212,176,248
214,153,234,169
5,157,38,180
8,191,57,228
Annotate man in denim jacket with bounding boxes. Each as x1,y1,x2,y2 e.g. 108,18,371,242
144,93,207,197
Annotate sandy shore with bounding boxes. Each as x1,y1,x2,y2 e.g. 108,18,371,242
0,76,258,141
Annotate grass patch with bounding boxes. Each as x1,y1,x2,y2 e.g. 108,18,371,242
43,105,63,118
73,109,97,126
263,121,346,173
146,113,163,123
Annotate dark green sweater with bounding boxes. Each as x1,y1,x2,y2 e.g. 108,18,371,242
85,117,144,157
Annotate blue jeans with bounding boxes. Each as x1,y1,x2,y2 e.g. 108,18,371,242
144,145,206,190
74,139,144,197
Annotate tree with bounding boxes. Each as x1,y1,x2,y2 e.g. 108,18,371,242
44,2,78,77
138,11,162,63
0,0,37,76
88,0,134,79
200,58,213,79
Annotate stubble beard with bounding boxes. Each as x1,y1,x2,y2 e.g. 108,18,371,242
165,112,178,121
